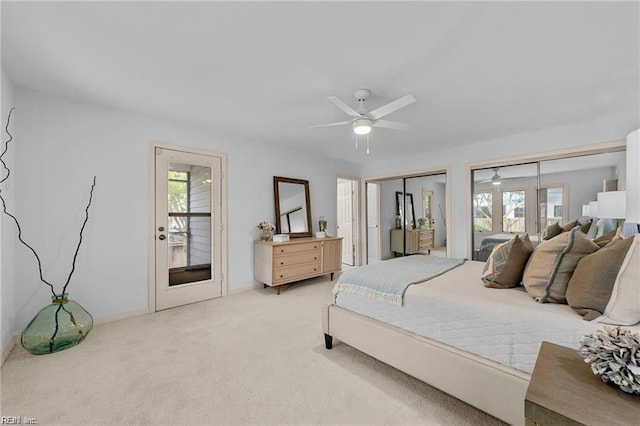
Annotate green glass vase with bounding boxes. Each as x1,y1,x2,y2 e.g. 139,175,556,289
21,294,93,355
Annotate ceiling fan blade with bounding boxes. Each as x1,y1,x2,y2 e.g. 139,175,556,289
309,120,350,129
368,94,416,120
328,96,362,118
372,119,409,130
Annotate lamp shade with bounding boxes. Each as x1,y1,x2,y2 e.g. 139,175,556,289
589,201,599,218
582,204,590,216
597,191,626,219
627,129,640,222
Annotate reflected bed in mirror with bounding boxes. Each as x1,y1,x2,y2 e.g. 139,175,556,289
274,176,312,238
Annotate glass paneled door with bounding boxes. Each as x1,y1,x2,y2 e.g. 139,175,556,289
154,148,222,311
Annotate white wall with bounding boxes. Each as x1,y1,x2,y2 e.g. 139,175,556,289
361,113,638,259
8,86,359,336
1,67,16,355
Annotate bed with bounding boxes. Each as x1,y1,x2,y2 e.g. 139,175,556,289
321,254,640,426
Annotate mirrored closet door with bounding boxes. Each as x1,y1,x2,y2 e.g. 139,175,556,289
471,148,626,261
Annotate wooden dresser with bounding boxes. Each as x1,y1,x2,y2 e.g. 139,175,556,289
254,236,343,294
525,341,640,425
391,228,434,255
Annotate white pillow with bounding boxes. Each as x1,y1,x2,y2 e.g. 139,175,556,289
586,218,599,239
598,234,640,326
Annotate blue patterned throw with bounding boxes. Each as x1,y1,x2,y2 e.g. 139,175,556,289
333,255,466,305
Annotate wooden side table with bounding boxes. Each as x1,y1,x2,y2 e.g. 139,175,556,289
525,341,640,426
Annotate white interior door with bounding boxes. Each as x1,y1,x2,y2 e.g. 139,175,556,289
154,147,223,311
337,178,355,265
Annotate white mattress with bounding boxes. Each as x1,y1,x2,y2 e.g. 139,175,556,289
334,260,640,374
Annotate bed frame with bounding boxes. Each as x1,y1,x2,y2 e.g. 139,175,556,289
322,304,530,426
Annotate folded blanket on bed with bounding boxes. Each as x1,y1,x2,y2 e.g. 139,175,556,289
333,256,466,306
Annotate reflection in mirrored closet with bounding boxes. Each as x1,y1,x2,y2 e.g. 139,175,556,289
471,149,626,261
366,172,448,264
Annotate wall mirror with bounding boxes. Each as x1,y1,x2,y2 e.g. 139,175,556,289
274,176,312,238
396,191,416,229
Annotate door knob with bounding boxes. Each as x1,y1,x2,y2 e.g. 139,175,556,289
158,234,166,240
158,226,165,231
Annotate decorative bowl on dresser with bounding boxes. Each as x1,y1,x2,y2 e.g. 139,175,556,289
254,236,343,294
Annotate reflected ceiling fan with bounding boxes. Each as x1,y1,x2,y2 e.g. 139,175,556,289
310,89,416,153
486,168,504,186
479,167,517,188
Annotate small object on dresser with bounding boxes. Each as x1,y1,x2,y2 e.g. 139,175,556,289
272,234,290,243
257,220,275,241
319,216,327,232
579,326,640,395
315,231,326,238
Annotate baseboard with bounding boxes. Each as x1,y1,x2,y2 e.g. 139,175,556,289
92,308,149,326
228,282,263,295
1,335,17,366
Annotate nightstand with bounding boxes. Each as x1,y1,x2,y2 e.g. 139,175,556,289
525,341,640,425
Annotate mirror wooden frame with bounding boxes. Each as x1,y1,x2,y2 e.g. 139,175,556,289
274,176,313,238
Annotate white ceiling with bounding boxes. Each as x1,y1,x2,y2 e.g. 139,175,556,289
2,1,639,165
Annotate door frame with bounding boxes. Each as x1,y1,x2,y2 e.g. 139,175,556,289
147,141,228,313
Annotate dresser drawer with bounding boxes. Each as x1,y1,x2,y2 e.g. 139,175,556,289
273,251,320,267
273,261,321,284
273,242,320,256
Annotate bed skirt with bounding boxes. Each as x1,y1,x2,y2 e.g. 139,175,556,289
322,304,530,426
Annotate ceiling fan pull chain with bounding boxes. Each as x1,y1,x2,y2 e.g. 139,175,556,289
355,134,359,149
366,134,370,154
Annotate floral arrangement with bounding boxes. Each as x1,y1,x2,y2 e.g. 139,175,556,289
257,221,275,231
579,326,640,395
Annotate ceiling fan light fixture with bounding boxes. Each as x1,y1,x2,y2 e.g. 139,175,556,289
353,118,372,135
490,168,502,185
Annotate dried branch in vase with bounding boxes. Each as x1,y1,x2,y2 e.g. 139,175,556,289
2,107,98,354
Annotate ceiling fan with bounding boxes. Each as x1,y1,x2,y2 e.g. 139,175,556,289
310,89,416,153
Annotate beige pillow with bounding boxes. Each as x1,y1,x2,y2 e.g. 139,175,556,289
542,222,562,240
598,234,640,326
580,220,592,234
593,229,617,247
523,227,599,303
481,234,533,289
562,220,580,232
566,237,633,320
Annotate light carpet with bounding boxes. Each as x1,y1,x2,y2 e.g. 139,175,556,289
1,275,505,425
